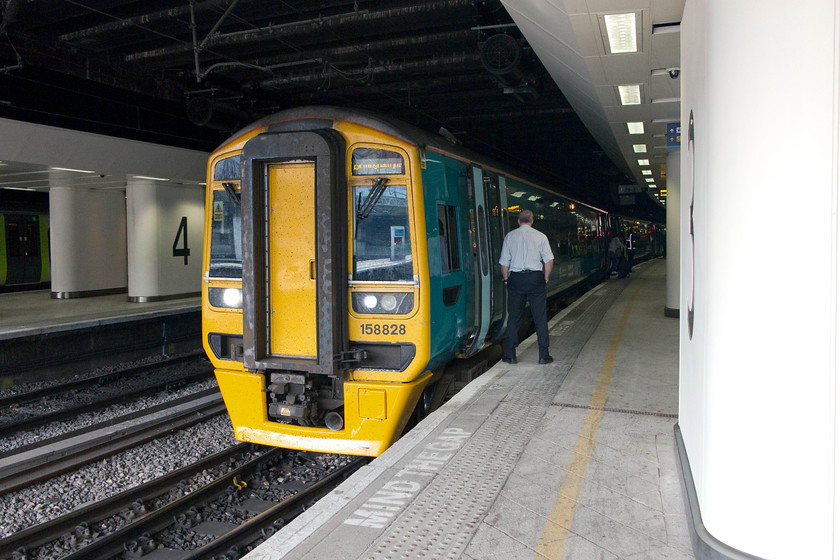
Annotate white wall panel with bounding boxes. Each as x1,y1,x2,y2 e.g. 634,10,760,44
48,184,127,295
126,179,204,300
680,0,838,557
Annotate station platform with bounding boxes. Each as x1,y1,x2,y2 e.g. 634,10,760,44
0,290,200,340
245,258,692,560
0,290,201,385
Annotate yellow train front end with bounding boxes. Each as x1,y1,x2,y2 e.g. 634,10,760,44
202,111,432,457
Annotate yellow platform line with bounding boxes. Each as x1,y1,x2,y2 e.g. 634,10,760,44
535,280,646,559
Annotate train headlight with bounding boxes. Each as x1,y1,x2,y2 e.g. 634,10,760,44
380,294,398,311
352,292,413,314
209,287,243,309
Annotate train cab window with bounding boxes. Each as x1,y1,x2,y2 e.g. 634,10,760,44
214,155,241,181
437,204,460,273
209,190,242,279
353,183,412,282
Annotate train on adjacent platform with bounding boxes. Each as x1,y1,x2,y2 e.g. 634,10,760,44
0,191,50,292
201,106,660,457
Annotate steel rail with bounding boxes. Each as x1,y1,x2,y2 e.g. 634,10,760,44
59,448,287,560
0,368,214,435
0,443,253,558
0,351,206,409
0,392,226,493
181,457,368,560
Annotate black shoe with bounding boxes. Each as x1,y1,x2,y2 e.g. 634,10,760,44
539,355,554,364
502,356,517,364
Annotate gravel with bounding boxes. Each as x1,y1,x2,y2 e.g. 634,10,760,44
0,414,238,539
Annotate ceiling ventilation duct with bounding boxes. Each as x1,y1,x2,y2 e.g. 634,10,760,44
480,33,521,75
479,34,537,101
186,94,245,131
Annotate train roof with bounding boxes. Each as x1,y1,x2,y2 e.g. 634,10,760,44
222,106,611,215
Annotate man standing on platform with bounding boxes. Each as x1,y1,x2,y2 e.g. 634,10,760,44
499,209,555,365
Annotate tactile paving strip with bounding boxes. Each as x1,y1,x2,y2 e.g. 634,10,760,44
364,281,627,560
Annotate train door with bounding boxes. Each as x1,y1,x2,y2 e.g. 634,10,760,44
464,166,501,356
239,129,349,376
268,162,317,358
485,176,509,340
3,214,42,285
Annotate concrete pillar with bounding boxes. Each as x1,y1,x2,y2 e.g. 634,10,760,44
126,178,204,301
679,0,839,557
49,173,127,298
664,149,680,317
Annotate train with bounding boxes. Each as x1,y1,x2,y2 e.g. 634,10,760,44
0,191,51,292
201,106,660,457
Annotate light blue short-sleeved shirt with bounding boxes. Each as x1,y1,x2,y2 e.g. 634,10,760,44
499,224,554,272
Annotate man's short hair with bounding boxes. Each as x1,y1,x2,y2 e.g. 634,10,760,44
518,209,534,224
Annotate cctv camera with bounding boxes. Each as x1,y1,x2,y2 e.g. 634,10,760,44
668,68,680,79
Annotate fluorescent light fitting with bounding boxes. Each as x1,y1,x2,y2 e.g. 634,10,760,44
641,170,652,175
3,186,36,191
604,13,637,53
50,167,95,174
627,122,644,134
637,159,650,166
645,178,655,183
618,85,641,105
134,175,171,181
633,144,647,153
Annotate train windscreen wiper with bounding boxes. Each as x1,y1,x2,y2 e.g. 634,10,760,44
222,182,240,207
356,177,389,220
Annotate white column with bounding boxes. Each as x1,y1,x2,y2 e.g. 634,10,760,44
126,178,205,301
48,173,127,298
679,0,839,557
665,149,680,317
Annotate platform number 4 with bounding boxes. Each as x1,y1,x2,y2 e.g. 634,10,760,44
172,216,190,265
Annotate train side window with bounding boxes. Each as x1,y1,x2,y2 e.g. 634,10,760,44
437,204,460,273
25,219,40,256
6,222,20,257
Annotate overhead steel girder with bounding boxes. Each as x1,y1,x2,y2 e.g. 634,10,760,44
124,0,478,64
259,52,481,90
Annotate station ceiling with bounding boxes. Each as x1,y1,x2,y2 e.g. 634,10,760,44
0,0,673,221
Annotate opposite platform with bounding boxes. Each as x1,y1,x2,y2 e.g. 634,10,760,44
0,290,199,340
245,258,692,560
0,290,201,385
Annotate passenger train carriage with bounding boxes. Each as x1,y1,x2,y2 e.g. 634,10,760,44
202,106,650,457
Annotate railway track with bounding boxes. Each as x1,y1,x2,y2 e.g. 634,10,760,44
2,445,364,560
0,352,206,410
0,389,227,493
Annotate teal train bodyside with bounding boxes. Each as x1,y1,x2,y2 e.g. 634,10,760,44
420,149,611,371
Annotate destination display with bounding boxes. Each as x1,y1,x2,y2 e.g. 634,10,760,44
352,148,405,175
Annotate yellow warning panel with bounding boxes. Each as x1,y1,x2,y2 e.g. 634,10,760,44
268,162,317,358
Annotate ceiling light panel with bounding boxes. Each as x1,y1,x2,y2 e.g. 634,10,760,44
633,144,647,153
638,159,650,166
627,122,645,134
618,85,641,105
603,13,638,54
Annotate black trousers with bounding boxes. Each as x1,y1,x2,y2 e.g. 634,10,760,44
504,270,550,360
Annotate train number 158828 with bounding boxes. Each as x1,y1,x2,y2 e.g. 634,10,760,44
360,323,406,336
